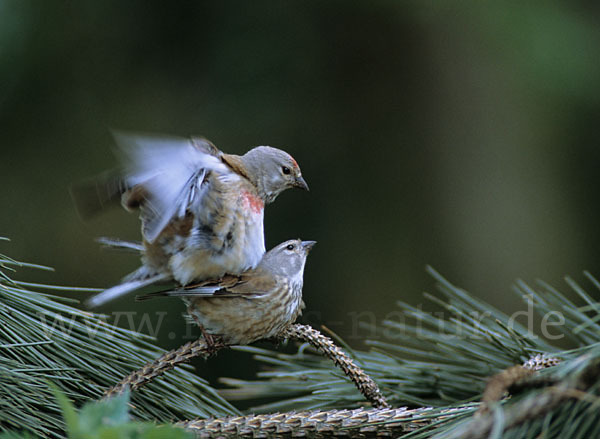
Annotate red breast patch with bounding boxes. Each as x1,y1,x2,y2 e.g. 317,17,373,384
242,190,264,214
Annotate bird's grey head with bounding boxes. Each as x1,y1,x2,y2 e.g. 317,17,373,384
260,239,316,280
241,146,309,204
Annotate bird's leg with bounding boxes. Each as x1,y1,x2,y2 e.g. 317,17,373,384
188,310,220,355
199,326,220,355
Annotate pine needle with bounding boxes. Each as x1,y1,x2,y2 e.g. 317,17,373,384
0,241,238,438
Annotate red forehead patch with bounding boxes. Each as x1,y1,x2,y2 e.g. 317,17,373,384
291,157,298,169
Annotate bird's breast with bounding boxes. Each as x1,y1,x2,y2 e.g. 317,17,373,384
241,189,264,214
187,278,304,345
166,184,266,284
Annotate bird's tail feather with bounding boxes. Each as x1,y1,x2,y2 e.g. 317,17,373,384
86,271,170,308
96,237,144,253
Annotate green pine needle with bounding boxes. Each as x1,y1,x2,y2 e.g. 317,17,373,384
220,267,600,416
0,240,238,438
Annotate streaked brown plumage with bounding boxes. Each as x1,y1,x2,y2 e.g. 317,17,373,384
137,239,315,345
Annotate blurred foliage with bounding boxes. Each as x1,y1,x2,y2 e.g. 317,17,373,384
1,0,600,391
55,388,192,439
1,387,192,439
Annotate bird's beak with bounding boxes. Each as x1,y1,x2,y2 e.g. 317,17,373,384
301,240,317,252
294,175,309,191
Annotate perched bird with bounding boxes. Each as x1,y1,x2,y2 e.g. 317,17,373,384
137,239,316,345
74,133,309,307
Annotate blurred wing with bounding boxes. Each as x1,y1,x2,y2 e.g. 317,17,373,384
69,170,129,219
113,132,231,243
190,136,221,156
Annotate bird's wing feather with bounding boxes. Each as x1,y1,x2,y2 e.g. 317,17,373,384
136,271,277,301
113,132,232,243
225,273,278,297
136,287,242,300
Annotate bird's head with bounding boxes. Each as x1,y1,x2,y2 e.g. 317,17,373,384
241,146,308,203
261,239,316,281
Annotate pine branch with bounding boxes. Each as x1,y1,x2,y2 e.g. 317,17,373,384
106,324,389,408
178,355,599,439
105,337,223,397
179,406,471,438
442,352,600,439
277,324,389,408
176,341,598,438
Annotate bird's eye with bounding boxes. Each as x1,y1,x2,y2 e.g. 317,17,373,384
282,166,291,175
286,244,295,250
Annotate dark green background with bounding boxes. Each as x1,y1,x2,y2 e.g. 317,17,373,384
2,1,600,386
